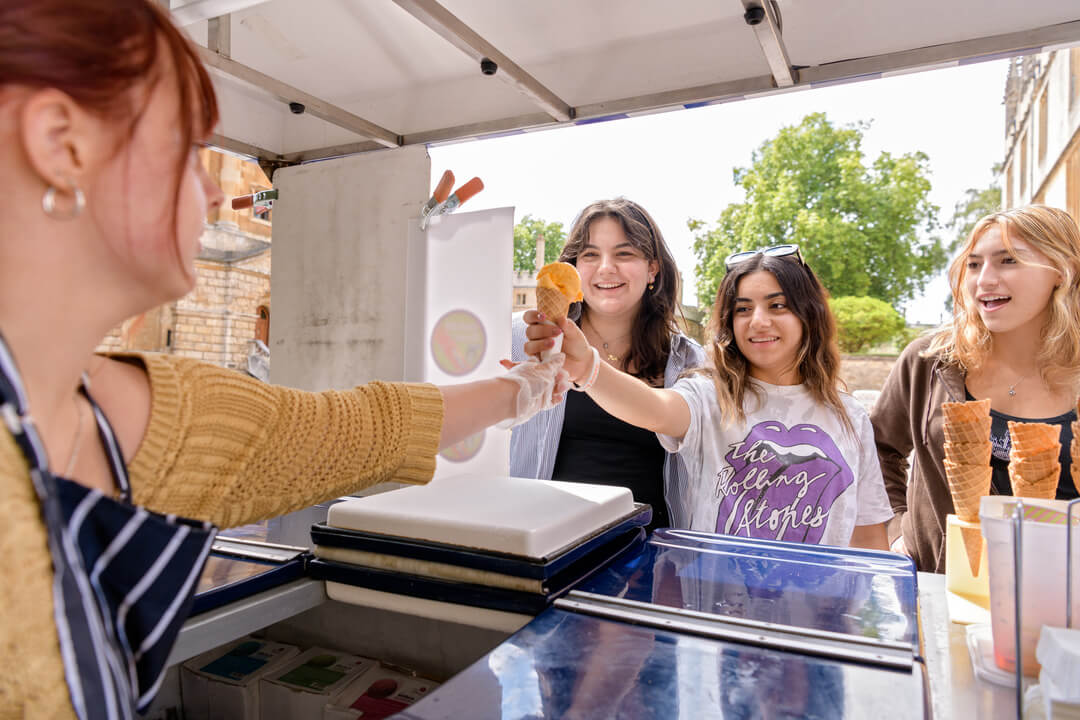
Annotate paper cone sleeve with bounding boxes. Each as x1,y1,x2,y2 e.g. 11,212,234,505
943,440,991,466
536,286,571,323
943,418,991,444
1008,421,1060,455
960,524,984,577
943,398,991,425
943,460,991,521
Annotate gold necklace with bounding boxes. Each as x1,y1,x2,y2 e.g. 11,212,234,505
584,315,629,365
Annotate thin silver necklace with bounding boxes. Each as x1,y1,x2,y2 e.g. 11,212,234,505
1007,372,1032,397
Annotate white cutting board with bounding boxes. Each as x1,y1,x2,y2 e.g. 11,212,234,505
326,474,635,559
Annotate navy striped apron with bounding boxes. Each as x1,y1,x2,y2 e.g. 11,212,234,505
0,335,216,719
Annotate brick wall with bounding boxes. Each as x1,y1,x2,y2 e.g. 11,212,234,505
96,150,271,369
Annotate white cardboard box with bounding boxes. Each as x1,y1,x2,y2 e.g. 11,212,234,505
323,666,440,720
259,647,377,720
181,638,300,720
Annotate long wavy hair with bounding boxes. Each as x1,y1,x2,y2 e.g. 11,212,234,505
696,253,852,433
923,204,1080,389
558,198,682,382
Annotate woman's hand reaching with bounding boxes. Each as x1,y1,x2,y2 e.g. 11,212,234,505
522,310,592,384
495,354,571,428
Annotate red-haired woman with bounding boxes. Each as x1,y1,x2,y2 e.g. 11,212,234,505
0,2,566,716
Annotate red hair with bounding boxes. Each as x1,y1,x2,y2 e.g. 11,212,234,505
0,0,218,265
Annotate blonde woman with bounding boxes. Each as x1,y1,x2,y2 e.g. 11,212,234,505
872,205,1080,573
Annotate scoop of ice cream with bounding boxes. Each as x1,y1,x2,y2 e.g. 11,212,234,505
536,262,583,303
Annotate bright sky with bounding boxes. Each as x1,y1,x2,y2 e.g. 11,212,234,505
429,59,1009,325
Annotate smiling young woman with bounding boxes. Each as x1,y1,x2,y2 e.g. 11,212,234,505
872,204,1080,573
509,198,705,531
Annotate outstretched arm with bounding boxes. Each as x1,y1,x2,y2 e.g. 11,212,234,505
523,311,692,439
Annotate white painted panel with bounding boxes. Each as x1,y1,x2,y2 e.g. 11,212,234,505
270,145,431,390
404,207,514,479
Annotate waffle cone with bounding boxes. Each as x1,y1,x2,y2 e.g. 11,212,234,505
1008,421,1060,455
943,440,991,466
960,524,984,577
943,460,991,521
536,286,571,322
943,398,991,425
943,418,991,444
1011,468,1059,499
1011,446,1058,475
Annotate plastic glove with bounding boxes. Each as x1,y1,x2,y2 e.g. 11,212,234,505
496,354,571,428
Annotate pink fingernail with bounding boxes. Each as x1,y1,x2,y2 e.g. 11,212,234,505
537,312,545,321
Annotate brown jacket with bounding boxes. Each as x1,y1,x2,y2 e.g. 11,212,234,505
870,335,967,573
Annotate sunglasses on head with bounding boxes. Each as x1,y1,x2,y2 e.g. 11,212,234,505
724,244,804,271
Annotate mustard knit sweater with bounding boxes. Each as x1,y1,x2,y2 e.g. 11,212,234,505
0,353,444,719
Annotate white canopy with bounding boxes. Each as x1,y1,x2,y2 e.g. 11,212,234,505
171,0,1080,169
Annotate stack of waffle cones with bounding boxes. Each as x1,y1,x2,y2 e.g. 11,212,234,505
942,398,992,575
1008,420,1061,499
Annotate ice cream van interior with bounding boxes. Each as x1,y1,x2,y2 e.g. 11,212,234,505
155,2,1080,718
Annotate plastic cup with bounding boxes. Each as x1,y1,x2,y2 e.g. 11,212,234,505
980,496,1080,675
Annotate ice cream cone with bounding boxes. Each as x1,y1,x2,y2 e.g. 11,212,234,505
943,398,991,425
943,440,992,466
1008,421,1060,455
960,524,984,577
943,420,991,444
1011,468,1059,499
536,286,571,323
943,459,992,521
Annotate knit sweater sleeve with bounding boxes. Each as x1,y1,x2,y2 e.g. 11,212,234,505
126,354,444,528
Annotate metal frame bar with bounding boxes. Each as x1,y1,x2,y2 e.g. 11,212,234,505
197,47,401,148
170,0,272,26
211,18,1080,166
390,0,573,122
553,594,915,671
207,14,230,57
744,0,797,87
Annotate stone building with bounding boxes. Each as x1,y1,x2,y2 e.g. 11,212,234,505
1002,48,1080,216
512,236,545,313
98,149,273,370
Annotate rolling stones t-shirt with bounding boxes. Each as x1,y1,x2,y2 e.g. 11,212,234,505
658,376,893,547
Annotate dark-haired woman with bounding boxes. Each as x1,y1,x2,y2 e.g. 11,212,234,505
510,198,705,530
525,246,892,549
0,1,566,716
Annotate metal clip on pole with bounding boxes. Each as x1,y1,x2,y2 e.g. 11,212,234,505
1012,499,1024,719
1068,497,1080,629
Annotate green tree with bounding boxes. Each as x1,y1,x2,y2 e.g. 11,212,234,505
829,296,907,354
690,113,947,309
514,215,566,272
947,167,1002,252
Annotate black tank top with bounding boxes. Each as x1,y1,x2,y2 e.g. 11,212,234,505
552,390,668,529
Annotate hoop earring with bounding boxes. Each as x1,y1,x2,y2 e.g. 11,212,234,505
42,182,86,220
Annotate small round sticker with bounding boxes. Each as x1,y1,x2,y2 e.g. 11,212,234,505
430,309,486,376
440,430,484,463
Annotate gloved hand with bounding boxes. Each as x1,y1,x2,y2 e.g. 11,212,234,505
496,354,571,428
